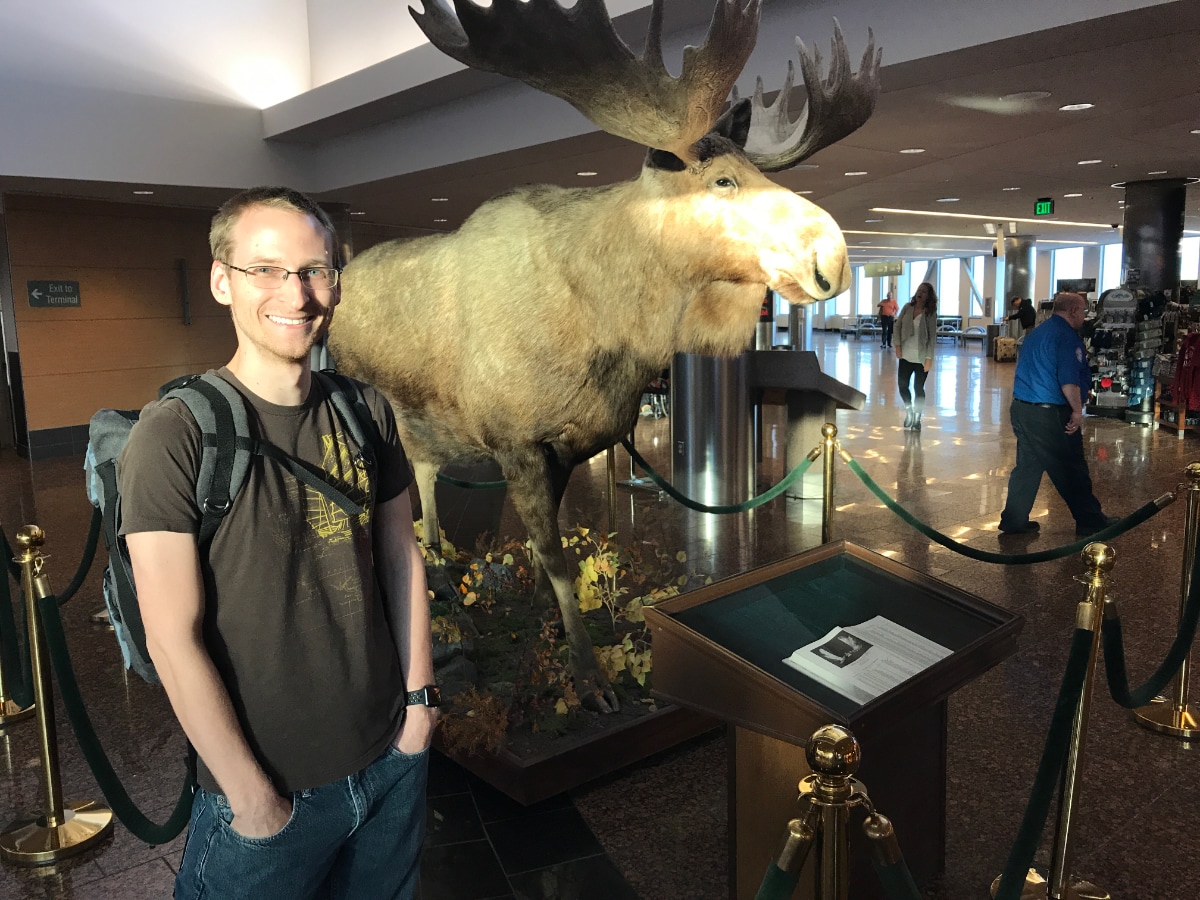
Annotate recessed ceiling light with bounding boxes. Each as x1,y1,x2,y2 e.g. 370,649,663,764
1148,170,1168,175
1078,159,1102,165
133,190,154,195
792,164,819,170
350,211,366,216
1064,193,1082,198
1003,91,1052,102
433,218,448,223
936,197,959,203
1059,103,1094,112
431,197,449,202
1192,129,1200,135
859,241,872,245
576,171,598,177
899,148,925,154
864,218,883,223
844,171,868,176
1002,187,1021,191
795,190,813,195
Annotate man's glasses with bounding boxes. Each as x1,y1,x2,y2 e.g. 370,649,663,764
224,263,341,290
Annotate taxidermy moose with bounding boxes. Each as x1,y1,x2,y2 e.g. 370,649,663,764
330,0,882,711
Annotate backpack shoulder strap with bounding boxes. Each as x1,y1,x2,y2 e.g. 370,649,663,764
316,370,383,471
164,373,254,547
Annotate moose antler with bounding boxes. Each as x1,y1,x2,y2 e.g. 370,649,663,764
735,20,882,172
411,0,762,161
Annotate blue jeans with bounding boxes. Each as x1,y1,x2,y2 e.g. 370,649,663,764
175,745,429,899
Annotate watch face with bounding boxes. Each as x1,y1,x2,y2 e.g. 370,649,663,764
426,685,443,708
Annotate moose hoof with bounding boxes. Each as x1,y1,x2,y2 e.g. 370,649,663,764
578,674,620,714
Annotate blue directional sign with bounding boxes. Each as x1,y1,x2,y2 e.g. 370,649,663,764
27,281,80,308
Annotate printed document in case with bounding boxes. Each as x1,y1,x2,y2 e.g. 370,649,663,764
781,616,952,704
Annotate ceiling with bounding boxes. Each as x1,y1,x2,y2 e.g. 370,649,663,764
321,0,1200,259
2,1,1198,265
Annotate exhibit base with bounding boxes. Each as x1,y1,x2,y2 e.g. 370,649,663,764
434,703,716,805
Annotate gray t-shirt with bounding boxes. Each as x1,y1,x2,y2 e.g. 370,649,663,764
119,368,412,793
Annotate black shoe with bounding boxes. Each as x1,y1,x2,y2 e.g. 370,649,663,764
999,520,1040,536
1076,515,1119,537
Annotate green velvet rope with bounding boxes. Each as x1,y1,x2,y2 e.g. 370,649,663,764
37,592,195,845
1102,527,1200,708
844,457,1166,564
754,861,800,900
0,550,33,708
55,506,103,606
993,627,1095,900
621,439,817,514
870,856,924,900
436,473,508,490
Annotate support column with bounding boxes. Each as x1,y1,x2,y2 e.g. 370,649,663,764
1003,236,1037,309
1121,178,1187,292
670,352,754,506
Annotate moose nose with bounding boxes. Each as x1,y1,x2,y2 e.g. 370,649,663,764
814,268,831,294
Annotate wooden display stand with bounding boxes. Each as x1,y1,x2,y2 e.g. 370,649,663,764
644,541,1023,899
1154,376,1197,437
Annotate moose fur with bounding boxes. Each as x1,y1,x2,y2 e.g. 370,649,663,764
330,107,850,712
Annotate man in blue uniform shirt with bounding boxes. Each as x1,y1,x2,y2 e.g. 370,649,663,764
999,292,1115,537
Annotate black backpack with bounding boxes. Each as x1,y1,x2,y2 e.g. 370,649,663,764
85,370,381,682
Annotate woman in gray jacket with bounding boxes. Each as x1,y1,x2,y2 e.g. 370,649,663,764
895,282,939,430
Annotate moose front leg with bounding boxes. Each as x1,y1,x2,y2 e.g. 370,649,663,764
501,449,620,713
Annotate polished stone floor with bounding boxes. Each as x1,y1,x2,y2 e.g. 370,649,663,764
1,330,1198,899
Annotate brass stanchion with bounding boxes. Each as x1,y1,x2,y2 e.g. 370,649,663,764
1134,461,1200,739
991,543,1114,900
0,526,113,865
821,424,837,544
0,631,34,728
1,533,35,727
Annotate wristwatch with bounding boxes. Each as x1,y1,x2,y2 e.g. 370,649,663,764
406,685,442,708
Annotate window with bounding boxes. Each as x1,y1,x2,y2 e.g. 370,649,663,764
855,266,874,316
1099,244,1123,292
1181,236,1200,283
835,287,851,317
1051,246,1084,290
938,258,960,317
905,260,928,306
969,256,986,317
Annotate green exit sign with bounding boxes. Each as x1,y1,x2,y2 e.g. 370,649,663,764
1035,198,1054,216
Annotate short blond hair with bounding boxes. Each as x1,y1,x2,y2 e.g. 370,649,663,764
209,186,337,265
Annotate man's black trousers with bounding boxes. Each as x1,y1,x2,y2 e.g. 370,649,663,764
1001,399,1105,530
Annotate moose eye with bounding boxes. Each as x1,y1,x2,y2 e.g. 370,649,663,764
713,176,737,189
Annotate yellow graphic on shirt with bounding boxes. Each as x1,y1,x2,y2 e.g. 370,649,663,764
307,430,372,544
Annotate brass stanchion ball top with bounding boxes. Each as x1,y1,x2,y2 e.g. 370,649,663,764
1186,462,1200,485
1081,541,1115,573
14,525,45,549
821,423,838,439
806,724,860,777
861,812,894,841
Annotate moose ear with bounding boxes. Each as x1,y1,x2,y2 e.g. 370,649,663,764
712,98,753,149
646,148,688,172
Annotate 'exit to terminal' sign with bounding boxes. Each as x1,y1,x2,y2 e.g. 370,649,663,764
1034,198,1055,216
27,280,81,308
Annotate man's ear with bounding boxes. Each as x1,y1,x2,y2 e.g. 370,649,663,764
211,259,232,307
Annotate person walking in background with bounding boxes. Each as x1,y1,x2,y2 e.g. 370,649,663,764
877,290,898,348
999,292,1115,538
895,282,938,430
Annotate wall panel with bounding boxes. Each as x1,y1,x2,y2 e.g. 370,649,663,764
4,195,232,433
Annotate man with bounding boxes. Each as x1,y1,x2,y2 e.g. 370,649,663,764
1007,296,1037,334
121,187,436,898
878,289,898,348
999,292,1115,538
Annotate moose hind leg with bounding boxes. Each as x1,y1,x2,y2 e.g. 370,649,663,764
501,448,619,713
412,458,456,602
